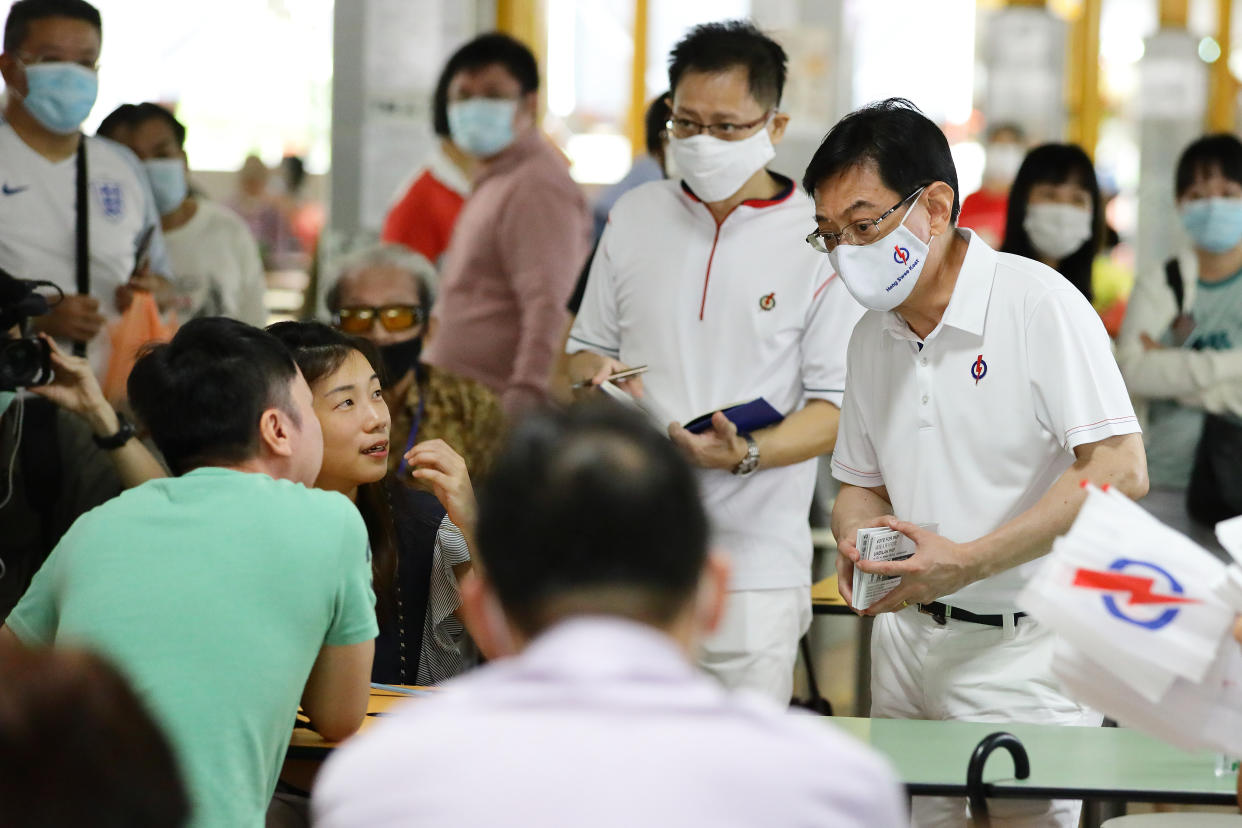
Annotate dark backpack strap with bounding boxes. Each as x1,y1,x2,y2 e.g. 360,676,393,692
1164,257,1185,315
18,398,63,552
73,137,89,357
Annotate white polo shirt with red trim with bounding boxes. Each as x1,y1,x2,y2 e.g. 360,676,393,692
831,231,1140,613
569,175,865,591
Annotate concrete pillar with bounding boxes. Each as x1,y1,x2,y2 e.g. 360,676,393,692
1135,26,1206,278
980,4,1068,143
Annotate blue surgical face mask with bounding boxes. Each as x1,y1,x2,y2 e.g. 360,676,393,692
0,391,16,418
1180,197,1242,253
447,98,518,158
20,62,98,135
144,158,189,215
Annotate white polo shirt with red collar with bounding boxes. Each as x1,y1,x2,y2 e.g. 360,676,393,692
831,231,1140,613
569,175,865,591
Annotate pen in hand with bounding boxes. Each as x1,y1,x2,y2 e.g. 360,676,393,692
571,365,649,390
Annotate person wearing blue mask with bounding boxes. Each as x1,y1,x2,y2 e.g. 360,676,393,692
101,103,267,326
420,32,590,416
1118,134,1242,544
0,0,173,380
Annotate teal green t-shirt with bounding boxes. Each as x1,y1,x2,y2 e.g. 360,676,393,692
5,468,378,828
1147,269,1242,487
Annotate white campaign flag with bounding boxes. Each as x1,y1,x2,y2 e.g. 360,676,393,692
1017,485,1242,753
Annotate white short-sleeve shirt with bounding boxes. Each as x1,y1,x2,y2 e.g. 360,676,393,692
569,177,864,591
0,126,158,376
164,198,267,326
831,231,1140,612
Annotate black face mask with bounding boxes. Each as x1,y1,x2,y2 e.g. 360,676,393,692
379,337,422,385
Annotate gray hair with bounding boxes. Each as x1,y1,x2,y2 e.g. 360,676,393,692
325,243,437,313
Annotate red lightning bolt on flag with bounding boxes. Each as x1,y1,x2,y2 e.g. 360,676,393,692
1072,569,1200,606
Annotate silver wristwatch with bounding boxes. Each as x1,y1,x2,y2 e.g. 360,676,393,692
732,433,760,476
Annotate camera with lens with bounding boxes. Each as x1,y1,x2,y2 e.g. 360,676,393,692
0,270,56,391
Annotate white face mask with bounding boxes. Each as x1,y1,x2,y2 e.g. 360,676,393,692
828,191,930,312
984,142,1024,185
1023,203,1093,262
668,124,775,203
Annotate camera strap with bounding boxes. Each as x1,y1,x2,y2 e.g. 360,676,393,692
72,136,89,357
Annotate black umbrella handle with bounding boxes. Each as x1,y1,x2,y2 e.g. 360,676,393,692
967,731,1031,828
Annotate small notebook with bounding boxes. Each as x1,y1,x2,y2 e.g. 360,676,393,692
683,398,784,434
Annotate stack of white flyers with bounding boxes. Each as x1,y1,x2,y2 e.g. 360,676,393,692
852,524,936,611
1016,486,1242,756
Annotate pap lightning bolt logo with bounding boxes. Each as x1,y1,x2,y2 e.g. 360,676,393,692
1072,569,1199,606
970,354,987,385
1072,559,1199,630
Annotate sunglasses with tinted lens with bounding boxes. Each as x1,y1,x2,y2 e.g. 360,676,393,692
334,304,425,334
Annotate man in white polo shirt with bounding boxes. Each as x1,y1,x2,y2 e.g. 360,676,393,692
805,98,1148,828
564,20,863,703
0,0,169,377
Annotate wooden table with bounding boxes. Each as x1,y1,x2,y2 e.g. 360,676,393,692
811,573,851,615
283,686,428,791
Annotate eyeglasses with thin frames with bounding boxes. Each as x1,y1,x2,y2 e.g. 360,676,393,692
805,186,927,254
665,110,772,141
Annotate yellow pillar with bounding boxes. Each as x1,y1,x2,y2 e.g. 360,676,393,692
496,0,546,118
628,0,650,158
1066,0,1102,158
1208,0,1236,132
1159,0,1190,27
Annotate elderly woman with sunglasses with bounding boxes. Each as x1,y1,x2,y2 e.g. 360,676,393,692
327,244,505,480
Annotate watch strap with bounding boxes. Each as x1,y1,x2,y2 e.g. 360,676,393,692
732,433,760,476
92,411,135,450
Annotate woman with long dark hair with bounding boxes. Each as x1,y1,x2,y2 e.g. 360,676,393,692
1001,143,1103,303
267,322,476,685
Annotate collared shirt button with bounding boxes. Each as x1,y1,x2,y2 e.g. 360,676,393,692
921,357,928,366
921,394,929,404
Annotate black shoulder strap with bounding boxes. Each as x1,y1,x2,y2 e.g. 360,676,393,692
18,398,63,550
73,136,89,357
1164,257,1185,315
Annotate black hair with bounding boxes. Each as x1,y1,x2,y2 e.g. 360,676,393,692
128,317,301,476
0,647,189,827
431,57,453,137
265,321,398,633
644,92,670,157
96,103,139,140
668,20,787,109
477,404,709,636
281,155,305,194
443,32,538,95
1001,143,1101,302
4,0,100,54
802,97,961,222
1175,133,1242,197
99,102,185,147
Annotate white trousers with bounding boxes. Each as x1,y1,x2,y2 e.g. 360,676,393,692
871,607,1101,828
697,586,811,704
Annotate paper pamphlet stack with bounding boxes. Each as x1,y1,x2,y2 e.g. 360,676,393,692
852,524,936,611
1016,486,1242,756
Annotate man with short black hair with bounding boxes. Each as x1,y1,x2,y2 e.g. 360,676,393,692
2,316,377,828
805,98,1147,827
0,0,172,377
563,20,863,702
421,32,590,414
312,404,906,828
